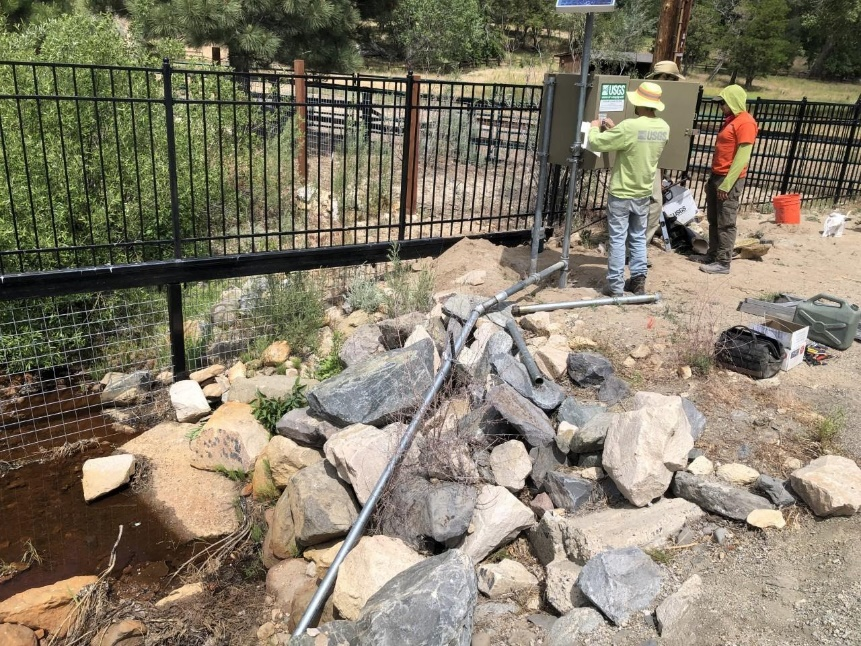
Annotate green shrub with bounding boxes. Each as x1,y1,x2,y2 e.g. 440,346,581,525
347,273,384,313
251,381,308,432
313,331,346,381
382,243,435,317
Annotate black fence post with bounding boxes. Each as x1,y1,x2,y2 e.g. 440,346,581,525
162,58,187,379
833,99,861,206
780,97,807,195
397,71,415,241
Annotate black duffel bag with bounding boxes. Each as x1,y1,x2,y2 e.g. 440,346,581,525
714,325,783,379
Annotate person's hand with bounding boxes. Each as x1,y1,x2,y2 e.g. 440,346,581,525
590,119,601,128
717,189,729,201
603,117,615,129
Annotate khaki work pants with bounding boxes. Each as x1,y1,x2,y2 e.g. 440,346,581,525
705,173,745,265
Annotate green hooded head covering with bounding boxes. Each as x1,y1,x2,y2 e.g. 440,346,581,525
718,85,748,115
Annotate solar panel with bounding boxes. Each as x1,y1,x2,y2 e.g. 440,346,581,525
554,0,616,13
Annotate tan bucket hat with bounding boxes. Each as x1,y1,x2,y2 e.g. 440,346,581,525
646,60,685,81
627,82,666,112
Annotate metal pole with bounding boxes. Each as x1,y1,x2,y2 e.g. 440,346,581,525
504,318,544,386
512,292,661,315
529,76,557,276
559,12,595,288
293,259,565,637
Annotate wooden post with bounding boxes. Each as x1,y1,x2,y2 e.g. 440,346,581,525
294,59,307,182
653,0,681,65
405,75,421,215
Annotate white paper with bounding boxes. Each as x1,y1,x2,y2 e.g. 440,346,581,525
581,122,601,158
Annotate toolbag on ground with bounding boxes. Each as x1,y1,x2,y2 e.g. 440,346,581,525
714,325,783,379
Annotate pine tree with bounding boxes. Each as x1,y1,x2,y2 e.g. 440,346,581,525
723,0,796,89
128,0,361,72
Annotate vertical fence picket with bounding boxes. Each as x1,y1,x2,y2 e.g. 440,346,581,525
834,99,861,205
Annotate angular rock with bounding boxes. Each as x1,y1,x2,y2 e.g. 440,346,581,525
202,380,227,399
353,549,477,646
340,323,385,367
490,354,565,412
378,312,428,349
559,498,704,563
0,624,37,646
334,535,425,620
308,340,435,427
0,576,98,638
485,383,555,448
324,423,402,505
476,559,539,598
747,509,786,529
82,453,136,502
303,539,344,568
529,443,569,490
597,375,631,406
577,452,602,468
545,608,605,646
455,269,486,286
378,475,431,550
405,325,441,371
94,619,148,646
520,311,553,336
226,361,246,382
101,370,151,406
544,471,593,513
527,512,566,566
577,547,663,626
567,353,614,387
568,414,613,453
442,293,481,322
602,401,694,507
169,380,211,423
288,460,361,547
276,408,342,448
289,579,335,632
535,344,570,381
555,421,577,454
558,397,605,429
681,398,706,440
262,340,292,366
716,463,760,486
656,574,703,637
687,456,714,476
265,435,323,487
530,492,554,519
267,558,314,612
226,375,317,404
545,559,588,615
790,455,861,517
189,401,270,472
155,582,205,608
268,487,298,559
672,472,773,521
424,482,477,545
754,474,797,508
489,440,532,492
458,485,535,563
121,422,239,541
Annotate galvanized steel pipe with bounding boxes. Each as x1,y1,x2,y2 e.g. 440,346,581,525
504,318,544,386
512,292,662,315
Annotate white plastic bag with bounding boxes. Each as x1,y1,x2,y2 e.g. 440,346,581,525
822,211,846,237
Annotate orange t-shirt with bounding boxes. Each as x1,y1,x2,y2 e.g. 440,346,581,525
711,112,758,176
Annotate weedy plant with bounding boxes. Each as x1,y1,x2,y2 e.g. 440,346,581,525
347,273,384,313
382,243,435,318
313,331,346,381
214,466,249,482
251,382,308,433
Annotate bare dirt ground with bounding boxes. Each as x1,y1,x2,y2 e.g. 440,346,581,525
430,203,861,645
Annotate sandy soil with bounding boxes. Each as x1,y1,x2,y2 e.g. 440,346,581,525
430,204,861,645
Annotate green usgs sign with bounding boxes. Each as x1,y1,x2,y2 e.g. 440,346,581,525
598,83,626,111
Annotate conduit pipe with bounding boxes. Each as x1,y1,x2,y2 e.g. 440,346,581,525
512,292,662,315
504,318,544,386
529,76,556,277
293,259,566,637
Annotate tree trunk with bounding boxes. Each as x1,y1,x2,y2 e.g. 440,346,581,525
809,35,837,78
744,74,754,90
729,69,738,84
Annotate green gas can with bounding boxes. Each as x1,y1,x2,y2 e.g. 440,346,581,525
793,294,860,351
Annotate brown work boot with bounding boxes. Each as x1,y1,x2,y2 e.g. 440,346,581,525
624,274,646,295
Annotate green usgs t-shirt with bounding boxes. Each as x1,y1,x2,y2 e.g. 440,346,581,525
589,116,670,199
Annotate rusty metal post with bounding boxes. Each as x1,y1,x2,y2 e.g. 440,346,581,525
294,59,307,182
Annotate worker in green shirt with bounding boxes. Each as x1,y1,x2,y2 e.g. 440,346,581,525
589,82,670,296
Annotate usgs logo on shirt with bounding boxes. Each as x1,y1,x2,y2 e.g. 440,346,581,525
637,129,669,142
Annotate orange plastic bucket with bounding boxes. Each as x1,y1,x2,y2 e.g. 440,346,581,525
772,193,801,224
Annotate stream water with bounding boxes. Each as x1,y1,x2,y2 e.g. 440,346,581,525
0,442,196,601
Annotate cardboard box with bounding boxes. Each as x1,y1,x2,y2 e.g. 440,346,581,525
751,319,809,371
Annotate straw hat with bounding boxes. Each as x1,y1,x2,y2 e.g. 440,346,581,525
627,82,665,112
646,60,685,80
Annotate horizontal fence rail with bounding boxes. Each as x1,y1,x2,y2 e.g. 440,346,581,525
1,59,860,296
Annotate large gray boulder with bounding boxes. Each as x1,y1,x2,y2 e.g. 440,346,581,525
288,460,361,547
672,472,773,521
308,339,435,426
423,482,477,545
577,547,663,625
789,455,861,517
529,443,570,490
754,474,798,509
558,397,605,428
489,440,532,492
458,484,535,562
545,608,605,646
275,407,342,448
568,414,614,453
324,423,405,505
485,383,555,448
353,549,477,646
567,353,614,387
544,471,594,512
